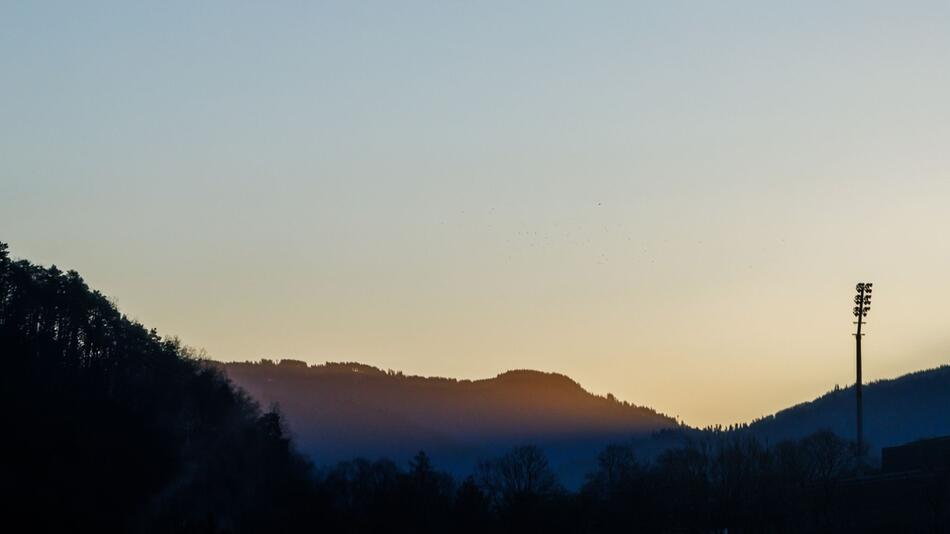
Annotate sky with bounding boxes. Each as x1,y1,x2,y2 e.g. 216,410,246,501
3,1,950,426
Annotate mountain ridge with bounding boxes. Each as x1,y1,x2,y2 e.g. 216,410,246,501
222,357,950,485
743,363,950,452
221,359,678,486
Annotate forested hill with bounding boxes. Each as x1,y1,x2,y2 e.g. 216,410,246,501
4,239,948,532
223,360,677,483
744,365,950,454
0,243,317,532
224,357,950,475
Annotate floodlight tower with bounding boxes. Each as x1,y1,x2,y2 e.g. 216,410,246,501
853,282,872,457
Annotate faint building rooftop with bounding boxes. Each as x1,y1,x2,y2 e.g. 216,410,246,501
881,435,950,474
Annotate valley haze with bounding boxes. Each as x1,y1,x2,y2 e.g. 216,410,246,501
223,358,950,487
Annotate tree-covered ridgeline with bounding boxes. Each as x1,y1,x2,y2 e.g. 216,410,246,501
1,242,945,532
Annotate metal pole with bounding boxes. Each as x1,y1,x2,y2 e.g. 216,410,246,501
855,295,863,456
852,282,871,459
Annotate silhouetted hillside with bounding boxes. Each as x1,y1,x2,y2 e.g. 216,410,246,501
224,358,950,482
223,360,677,486
3,241,946,532
0,243,319,532
745,365,950,457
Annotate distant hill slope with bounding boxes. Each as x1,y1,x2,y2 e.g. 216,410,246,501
745,365,950,455
222,360,677,484
224,358,950,481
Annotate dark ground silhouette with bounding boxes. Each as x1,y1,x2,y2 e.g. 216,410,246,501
1,241,947,532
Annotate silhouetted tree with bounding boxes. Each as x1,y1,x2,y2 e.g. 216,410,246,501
476,445,572,532
581,443,658,532
478,445,561,506
402,451,454,533
454,475,493,533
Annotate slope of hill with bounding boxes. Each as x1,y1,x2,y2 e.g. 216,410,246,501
0,243,317,531
224,357,950,480
7,237,946,530
745,365,950,455
222,359,678,485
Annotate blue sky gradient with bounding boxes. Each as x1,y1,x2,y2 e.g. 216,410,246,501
3,1,950,425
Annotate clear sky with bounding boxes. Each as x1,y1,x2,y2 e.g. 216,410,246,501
3,1,950,426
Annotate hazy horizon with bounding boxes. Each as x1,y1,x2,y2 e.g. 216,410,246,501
4,1,950,427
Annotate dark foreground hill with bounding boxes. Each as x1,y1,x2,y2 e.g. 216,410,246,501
0,243,318,532
223,360,677,486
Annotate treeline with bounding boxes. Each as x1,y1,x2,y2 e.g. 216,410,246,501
312,432,884,533
240,358,661,412
2,242,946,532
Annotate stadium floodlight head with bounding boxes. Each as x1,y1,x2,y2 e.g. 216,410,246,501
853,283,872,317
